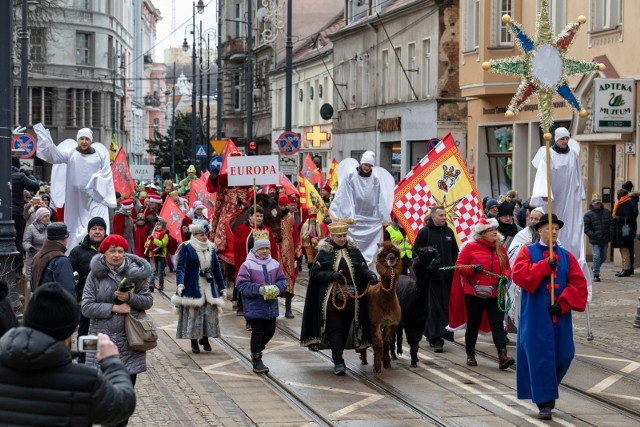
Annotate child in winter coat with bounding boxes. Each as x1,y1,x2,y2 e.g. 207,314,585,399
236,229,286,374
133,213,149,258
145,217,169,291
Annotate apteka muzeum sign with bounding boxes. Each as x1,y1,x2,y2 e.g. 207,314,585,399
593,78,635,133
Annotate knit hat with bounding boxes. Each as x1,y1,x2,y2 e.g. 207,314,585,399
554,127,570,142
121,199,134,210
189,219,210,234
47,223,69,241
149,195,163,204
361,151,375,166
278,194,289,205
591,193,602,203
252,229,270,251
531,207,545,215
77,128,93,142
41,194,50,202
473,217,499,235
497,201,515,218
98,234,129,253
485,199,499,210
534,213,564,231
23,190,32,198
35,207,50,222
12,157,21,169
87,216,107,232
24,282,79,340
622,181,634,192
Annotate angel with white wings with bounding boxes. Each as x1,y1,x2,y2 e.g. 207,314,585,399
34,124,116,253
329,151,394,271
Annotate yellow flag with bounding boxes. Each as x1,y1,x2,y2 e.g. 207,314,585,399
109,129,119,162
298,173,327,222
326,158,339,192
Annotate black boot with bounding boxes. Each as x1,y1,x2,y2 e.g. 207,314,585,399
285,294,294,318
199,337,212,352
466,349,477,366
618,269,632,277
252,352,269,374
191,339,200,354
498,348,515,370
536,401,554,420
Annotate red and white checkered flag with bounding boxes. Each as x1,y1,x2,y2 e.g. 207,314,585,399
393,133,483,246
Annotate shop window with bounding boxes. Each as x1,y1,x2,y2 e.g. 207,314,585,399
484,126,513,197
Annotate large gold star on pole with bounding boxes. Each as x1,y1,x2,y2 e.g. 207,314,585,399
432,194,464,226
481,0,605,139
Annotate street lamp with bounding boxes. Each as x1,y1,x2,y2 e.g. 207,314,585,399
182,1,205,169
198,29,216,169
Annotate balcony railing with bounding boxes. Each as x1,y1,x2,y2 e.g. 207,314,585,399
224,37,247,62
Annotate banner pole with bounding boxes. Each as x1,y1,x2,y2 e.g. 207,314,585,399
253,177,258,231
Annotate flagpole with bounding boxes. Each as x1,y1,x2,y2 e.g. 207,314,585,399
543,131,555,306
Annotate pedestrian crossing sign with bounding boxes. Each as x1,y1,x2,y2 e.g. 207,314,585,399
196,145,207,157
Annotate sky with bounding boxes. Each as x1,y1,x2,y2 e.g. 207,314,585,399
151,0,219,62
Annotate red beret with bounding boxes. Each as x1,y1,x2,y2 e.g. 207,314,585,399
278,194,289,205
288,194,298,203
98,234,129,254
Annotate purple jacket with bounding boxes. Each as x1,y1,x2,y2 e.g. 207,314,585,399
236,251,286,320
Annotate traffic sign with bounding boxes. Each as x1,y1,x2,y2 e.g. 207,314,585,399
277,131,301,155
279,155,299,175
210,139,227,155
12,134,37,159
210,155,223,171
195,145,207,157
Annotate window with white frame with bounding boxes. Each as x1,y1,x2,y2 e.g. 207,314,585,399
498,0,513,45
537,0,566,35
422,38,431,98
408,42,416,100
233,72,242,111
348,0,368,25
235,3,244,38
30,28,46,63
394,46,402,102
463,0,480,52
591,0,622,32
361,55,370,107
381,49,389,104
76,32,93,65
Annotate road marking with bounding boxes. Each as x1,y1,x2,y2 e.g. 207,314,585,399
148,307,173,314
576,354,635,364
202,359,239,370
284,381,383,419
207,371,260,380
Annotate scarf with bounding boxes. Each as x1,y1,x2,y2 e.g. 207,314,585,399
190,236,213,270
613,195,630,216
551,144,570,154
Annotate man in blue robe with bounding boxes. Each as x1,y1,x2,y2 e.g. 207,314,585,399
512,213,588,420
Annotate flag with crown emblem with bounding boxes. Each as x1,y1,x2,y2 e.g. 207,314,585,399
109,129,119,162
393,133,483,246
159,196,186,242
298,172,327,223
111,147,135,199
300,153,324,186
326,158,339,192
189,177,216,213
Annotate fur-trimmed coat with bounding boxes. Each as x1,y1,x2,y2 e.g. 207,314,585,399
300,237,373,351
81,254,153,375
171,241,225,309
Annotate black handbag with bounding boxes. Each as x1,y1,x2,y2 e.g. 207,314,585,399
622,218,632,240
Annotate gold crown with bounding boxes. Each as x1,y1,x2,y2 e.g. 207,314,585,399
328,221,349,235
308,208,317,215
592,193,601,201
169,190,179,199
442,165,461,179
252,229,269,241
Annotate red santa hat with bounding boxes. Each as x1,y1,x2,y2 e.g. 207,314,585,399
149,195,163,205
472,217,499,235
278,194,289,205
121,199,134,210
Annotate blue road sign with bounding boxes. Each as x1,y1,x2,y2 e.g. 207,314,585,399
12,134,37,158
195,145,207,157
209,155,223,171
277,131,301,155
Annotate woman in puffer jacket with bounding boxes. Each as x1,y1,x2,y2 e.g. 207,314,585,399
81,233,152,427
236,230,286,374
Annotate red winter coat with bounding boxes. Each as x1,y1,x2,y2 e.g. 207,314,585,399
456,238,511,298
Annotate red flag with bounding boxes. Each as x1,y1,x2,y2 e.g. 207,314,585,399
279,172,300,196
300,153,324,186
188,178,216,213
220,138,239,178
392,133,483,246
200,170,210,183
159,197,186,243
111,147,136,198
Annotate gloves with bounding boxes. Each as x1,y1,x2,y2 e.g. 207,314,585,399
548,302,562,316
259,286,266,295
176,285,184,296
262,285,279,300
29,246,37,254
368,273,378,284
472,264,483,274
331,271,342,282
548,258,557,271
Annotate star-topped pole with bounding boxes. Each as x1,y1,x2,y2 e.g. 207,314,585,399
482,0,605,305
481,0,605,141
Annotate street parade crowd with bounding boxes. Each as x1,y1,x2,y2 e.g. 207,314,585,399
5,124,637,424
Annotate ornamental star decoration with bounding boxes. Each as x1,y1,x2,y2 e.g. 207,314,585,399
482,0,605,135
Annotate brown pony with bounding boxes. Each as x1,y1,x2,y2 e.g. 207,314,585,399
360,241,403,373
229,193,282,242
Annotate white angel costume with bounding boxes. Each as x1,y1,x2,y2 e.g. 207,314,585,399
34,124,116,253
329,151,394,270
530,127,592,301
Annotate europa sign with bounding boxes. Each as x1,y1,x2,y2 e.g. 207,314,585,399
593,78,635,133
227,155,279,186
